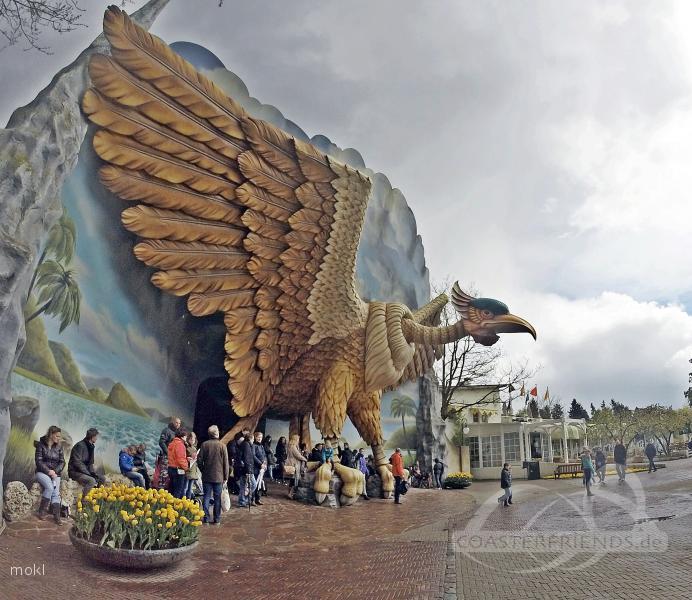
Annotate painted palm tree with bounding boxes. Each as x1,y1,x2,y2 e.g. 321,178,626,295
390,395,417,454
25,260,81,332
25,212,76,300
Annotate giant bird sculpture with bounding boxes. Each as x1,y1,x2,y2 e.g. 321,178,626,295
82,7,536,503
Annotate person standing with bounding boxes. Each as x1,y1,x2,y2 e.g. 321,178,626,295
252,431,267,505
390,447,405,504
285,434,307,499
338,442,354,468
581,448,595,497
227,431,244,495
167,429,189,498
594,448,607,484
433,458,446,489
355,448,370,500
68,427,105,495
613,440,627,484
197,425,229,525
645,441,658,473
498,463,512,506
263,435,276,481
184,432,201,499
120,446,145,487
275,436,287,481
156,416,180,490
34,425,65,524
236,430,257,507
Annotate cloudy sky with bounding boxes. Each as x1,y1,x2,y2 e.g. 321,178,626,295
3,0,692,411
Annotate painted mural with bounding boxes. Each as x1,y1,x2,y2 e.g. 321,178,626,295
6,40,430,484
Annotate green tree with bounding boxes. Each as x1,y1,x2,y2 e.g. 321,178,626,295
551,402,564,419
25,212,76,300
390,395,416,454
25,260,80,332
589,404,638,448
636,405,686,456
568,399,589,420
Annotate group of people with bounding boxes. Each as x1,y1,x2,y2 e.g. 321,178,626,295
34,416,449,527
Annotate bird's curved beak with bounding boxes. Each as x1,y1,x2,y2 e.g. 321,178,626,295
481,314,537,340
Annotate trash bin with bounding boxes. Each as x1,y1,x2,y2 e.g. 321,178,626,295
525,461,541,480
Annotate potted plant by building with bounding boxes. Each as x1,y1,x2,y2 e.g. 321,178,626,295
70,484,202,569
443,472,474,489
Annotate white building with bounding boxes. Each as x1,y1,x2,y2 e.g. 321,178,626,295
443,385,588,479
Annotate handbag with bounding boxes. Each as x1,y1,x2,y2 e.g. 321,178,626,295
399,480,409,495
221,483,231,512
283,464,296,476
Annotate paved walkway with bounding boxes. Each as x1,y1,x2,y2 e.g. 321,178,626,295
1,460,691,599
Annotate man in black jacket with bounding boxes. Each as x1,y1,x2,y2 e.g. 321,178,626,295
645,442,658,473
252,432,267,505
158,417,180,456
613,440,627,483
337,443,354,468
68,428,105,495
498,463,512,507
236,431,257,508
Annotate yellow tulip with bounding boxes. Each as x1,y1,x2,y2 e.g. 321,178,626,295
93,505,100,513
166,522,173,528
191,521,202,527
145,517,153,524
131,519,138,526
157,523,163,528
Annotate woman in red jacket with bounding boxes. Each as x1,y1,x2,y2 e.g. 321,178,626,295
167,429,189,499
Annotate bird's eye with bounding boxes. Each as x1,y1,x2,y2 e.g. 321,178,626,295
482,310,493,319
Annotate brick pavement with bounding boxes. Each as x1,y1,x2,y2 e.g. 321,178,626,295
0,484,468,600
453,459,692,600
2,460,691,599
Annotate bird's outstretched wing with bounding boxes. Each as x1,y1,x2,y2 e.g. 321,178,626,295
83,7,371,417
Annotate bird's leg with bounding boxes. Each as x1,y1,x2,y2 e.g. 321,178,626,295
347,389,394,498
312,362,354,504
372,443,395,498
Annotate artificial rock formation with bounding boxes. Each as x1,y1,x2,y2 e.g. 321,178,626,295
82,8,536,502
8,396,39,433
0,0,170,529
416,374,448,476
3,481,32,521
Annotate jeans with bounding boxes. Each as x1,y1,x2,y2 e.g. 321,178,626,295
433,472,443,489
615,463,626,481
168,469,187,498
394,476,402,503
596,466,606,483
203,482,223,523
36,472,61,503
498,487,512,504
123,470,146,488
647,457,657,472
184,478,194,499
583,468,594,494
237,473,257,507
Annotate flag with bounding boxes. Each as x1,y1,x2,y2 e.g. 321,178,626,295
544,387,550,402
530,386,538,397
508,383,516,393
520,383,525,396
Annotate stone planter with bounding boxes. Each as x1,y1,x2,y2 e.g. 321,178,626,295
443,479,472,490
69,528,198,569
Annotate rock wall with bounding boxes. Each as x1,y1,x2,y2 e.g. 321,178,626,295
416,374,447,475
0,0,170,531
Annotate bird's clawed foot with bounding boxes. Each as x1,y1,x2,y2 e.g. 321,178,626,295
314,462,332,505
333,463,364,506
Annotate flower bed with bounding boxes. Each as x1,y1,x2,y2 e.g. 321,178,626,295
72,484,203,551
443,472,473,489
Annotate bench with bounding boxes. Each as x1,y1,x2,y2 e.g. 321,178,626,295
554,463,583,479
